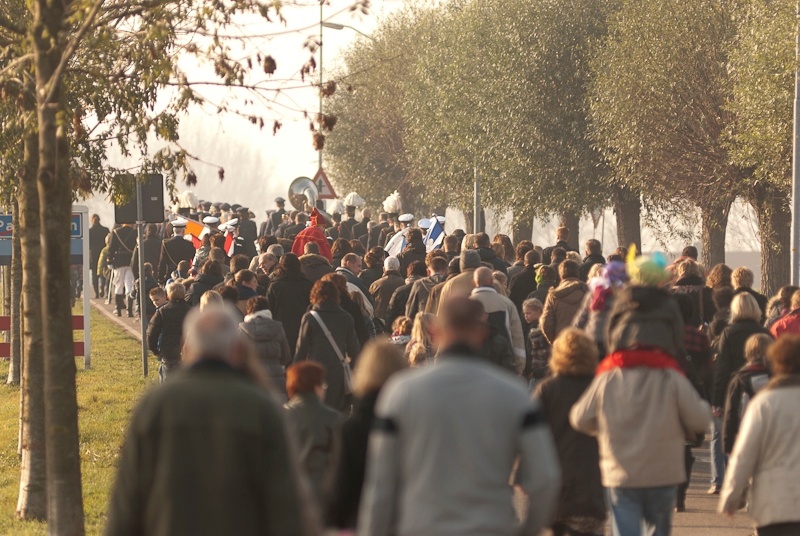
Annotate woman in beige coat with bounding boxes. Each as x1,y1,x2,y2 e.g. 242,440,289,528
719,334,800,536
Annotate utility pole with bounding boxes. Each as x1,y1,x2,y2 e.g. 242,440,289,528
318,2,324,171
473,164,481,233
791,0,800,285
136,181,147,377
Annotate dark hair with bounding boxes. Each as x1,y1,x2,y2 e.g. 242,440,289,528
143,262,153,277
331,238,352,258
210,247,226,262
217,284,239,304
286,361,326,398
235,269,257,285
145,223,158,239
767,334,800,375
682,246,699,260
444,235,459,252
310,279,340,305
211,234,226,249
272,253,302,279
707,264,732,290
475,233,491,248
429,256,448,273
493,234,515,263
258,235,277,252
230,254,249,273
712,286,735,310
364,247,386,268
201,234,212,248
524,250,541,267
407,228,423,245
201,259,222,276
246,296,270,316
439,296,485,331
177,260,190,273
407,260,427,277
426,250,448,264
559,260,580,280
350,240,366,256
515,241,534,262
551,247,567,262
779,285,800,309
304,241,320,255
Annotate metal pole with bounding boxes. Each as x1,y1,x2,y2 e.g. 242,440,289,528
473,165,481,233
136,181,148,377
791,0,800,285
318,2,324,171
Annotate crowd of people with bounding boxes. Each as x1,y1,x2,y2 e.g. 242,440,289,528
92,195,800,536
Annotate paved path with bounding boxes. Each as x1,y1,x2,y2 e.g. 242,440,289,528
91,296,754,535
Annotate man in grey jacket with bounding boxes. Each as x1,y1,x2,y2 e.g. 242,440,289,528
358,296,560,536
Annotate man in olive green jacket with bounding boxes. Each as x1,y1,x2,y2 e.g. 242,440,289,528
106,306,318,536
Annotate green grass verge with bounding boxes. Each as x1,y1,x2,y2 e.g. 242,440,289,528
0,307,158,535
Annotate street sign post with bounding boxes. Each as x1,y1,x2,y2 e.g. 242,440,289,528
314,167,337,199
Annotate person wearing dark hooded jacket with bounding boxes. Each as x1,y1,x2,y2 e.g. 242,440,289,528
267,254,313,356
541,261,589,344
239,296,292,399
474,232,508,275
397,229,427,276
185,259,225,307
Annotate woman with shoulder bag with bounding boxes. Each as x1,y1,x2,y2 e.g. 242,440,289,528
295,279,361,412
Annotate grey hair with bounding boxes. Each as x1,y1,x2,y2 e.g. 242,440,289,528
266,244,284,257
460,250,481,271
182,305,241,364
384,256,400,272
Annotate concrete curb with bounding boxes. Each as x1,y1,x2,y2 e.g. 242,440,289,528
90,297,143,342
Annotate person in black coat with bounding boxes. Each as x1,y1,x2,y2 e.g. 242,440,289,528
131,224,162,279
108,223,138,316
322,273,370,347
367,214,389,250
474,233,508,275
579,239,606,282
712,293,772,411
358,247,385,290
352,209,370,243
541,226,577,266
147,282,191,383
535,328,606,536
397,229,427,276
157,219,196,283
294,279,360,412
266,254,313,356
385,262,426,327
672,259,714,326
509,250,540,316
89,214,110,298
326,340,407,529
186,259,225,307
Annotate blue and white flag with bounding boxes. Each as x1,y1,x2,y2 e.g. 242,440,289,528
424,218,445,252
385,227,410,257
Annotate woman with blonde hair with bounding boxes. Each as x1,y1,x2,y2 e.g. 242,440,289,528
327,340,407,529
709,292,771,494
535,328,605,536
404,313,438,367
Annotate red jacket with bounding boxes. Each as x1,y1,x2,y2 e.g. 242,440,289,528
770,309,800,339
291,226,332,262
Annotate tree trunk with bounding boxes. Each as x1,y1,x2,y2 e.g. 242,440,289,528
562,211,580,251
752,187,791,297
512,210,533,244
613,186,641,251
16,122,47,522
33,2,85,532
8,198,22,384
700,200,731,269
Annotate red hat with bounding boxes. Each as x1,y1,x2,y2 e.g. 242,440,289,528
310,208,326,227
